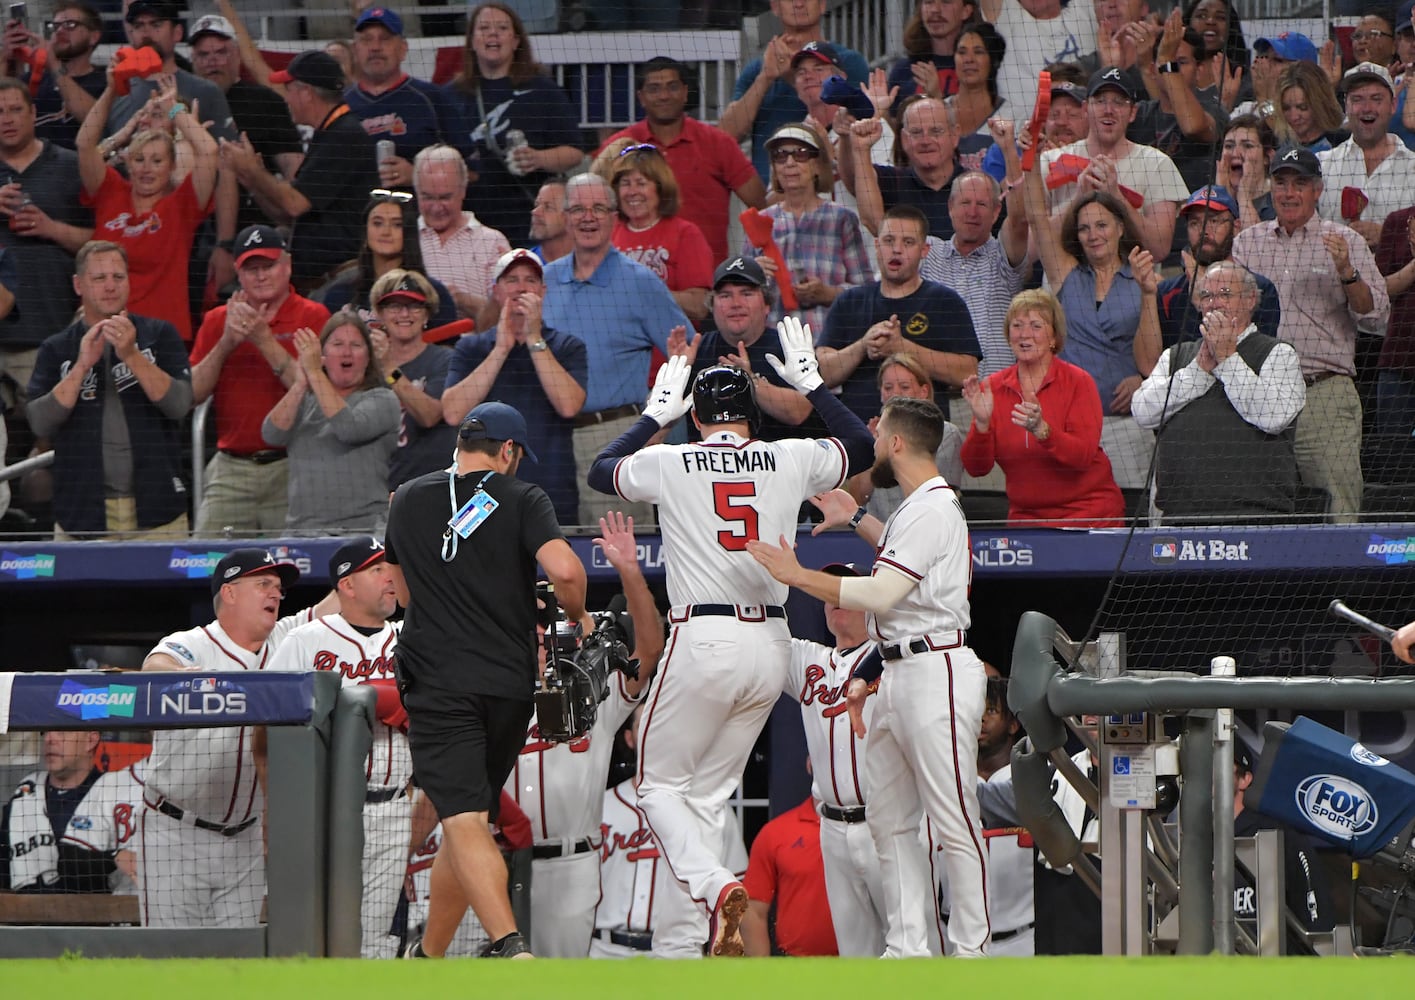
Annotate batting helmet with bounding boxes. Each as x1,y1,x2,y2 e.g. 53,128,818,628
693,364,761,434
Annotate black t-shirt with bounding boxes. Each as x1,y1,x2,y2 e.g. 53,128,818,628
290,107,380,283
690,326,825,441
385,466,565,700
34,67,107,149
225,80,304,232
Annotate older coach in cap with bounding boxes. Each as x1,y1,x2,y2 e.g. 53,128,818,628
1232,144,1389,523
140,548,337,928
386,399,590,960
220,49,379,291
443,249,587,523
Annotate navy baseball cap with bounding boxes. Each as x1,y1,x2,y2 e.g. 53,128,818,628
1253,32,1319,64
792,41,844,70
234,225,287,267
355,6,405,34
330,536,386,583
125,1,180,23
1234,735,1255,774
375,272,427,306
1051,80,1088,105
211,548,300,596
713,255,768,289
1269,144,1321,179
1401,0,1415,33
1088,66,1135,101
459,401,538,463
1181,185,1240,218
270,50,347,92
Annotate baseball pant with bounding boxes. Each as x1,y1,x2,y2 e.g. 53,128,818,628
650,802,741,958
195,452,291,536
866,647,990,958
137,806,264,928
589,935,643,959
572,414,654,527
819,812,888,957
637,615,790,924
1294,374,1363,524
529,851,600,957
361,794,414,959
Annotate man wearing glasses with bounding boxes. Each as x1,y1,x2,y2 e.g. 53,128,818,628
1037,66,1188,262
0,4,105,149
221,50,379,292
844,96,961,240
1133,260,1306,525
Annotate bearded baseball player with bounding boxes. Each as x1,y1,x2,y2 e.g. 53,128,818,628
750,396,991,958
139,548,338,927
1,731,144,894
587,314,873,957
504,512,660,958
267,537,409,958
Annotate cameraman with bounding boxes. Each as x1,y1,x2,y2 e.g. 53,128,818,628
386,400,592,961
510,510,661,957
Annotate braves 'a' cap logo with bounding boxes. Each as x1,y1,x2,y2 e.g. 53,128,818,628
1282,148,1301,161
243,230,263,247
1102,67,1121,81
726,258,747,271
801,41,820,53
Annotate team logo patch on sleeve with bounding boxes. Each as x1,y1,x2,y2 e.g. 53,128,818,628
163,642,197,663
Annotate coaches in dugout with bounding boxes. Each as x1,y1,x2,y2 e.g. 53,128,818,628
386,400,592,960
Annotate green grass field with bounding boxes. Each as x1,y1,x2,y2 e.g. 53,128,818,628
5,956,1415,999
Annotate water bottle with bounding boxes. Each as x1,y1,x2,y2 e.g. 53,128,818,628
504,129,529,177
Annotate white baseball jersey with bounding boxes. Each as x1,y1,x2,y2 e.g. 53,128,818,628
64,765,146,894
869,477,971,642
611,430,849,607
784,639,876,810
144,609,314,824
937,765,1034,935
596,779,661,934
267,615,411,791
507,675,641,843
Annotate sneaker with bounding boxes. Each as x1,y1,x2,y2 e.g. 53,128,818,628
708,882,748,957
482,931,533,959
403,938,430,959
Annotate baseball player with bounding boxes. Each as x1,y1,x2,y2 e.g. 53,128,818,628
781,562,889,957
267,537,410,958
139,548,337,928
750,396,992,958
1,731,142,894
587,315,873,957
504,512,661,958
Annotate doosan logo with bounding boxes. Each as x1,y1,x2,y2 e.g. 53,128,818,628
1295,774,1378,839
0,551,56,579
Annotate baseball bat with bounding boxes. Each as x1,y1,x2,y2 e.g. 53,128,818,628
1328,599,1396,642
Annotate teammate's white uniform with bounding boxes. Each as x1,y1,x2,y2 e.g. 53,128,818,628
4,764,144,893
64,764,146,895
506,676,642,957
865,477,990,957
650,800,750,958
611,429,848,924
784,638,888,957
268,614,410,958
936,764,1035,957
591,778,661,958
139,609,313,927
405,823,490,957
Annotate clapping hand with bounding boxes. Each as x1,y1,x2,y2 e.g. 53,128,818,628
767,315,824,393
643,353,693,427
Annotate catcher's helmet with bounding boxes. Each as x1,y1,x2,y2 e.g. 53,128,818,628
693,364,761,434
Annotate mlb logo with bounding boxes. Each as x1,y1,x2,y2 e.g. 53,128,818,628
1154,542,1176,559
194,678,217,693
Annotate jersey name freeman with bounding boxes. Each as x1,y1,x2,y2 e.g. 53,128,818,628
680,450,778,475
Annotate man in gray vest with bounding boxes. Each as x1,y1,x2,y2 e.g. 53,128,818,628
1131,260,1307,524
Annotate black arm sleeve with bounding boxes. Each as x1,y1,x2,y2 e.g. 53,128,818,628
807,386,874,476
56,841,117,894
850,646,884,685
587,415,661,496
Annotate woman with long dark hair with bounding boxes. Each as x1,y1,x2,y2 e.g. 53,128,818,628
886,0,978,112
444,2,583,244
947,22,1006,172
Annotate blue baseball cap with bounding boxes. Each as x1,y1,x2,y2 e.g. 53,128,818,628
459,401,538,463
1180,185,1240,218
330,536,386,583
1400,0,1414,33
1253,32,1318,64
355,6,404,34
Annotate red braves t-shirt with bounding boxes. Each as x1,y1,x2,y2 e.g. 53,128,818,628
743,798,838,956
612,214,715,295
85,166,211,342
190,290,331,453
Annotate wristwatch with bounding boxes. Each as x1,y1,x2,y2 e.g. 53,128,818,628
527,339,549,353
386,367,403,386
1157,61,1181,75
849,506,869,528
1340,270,1361,285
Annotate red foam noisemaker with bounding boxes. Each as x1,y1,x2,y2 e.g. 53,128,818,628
739,207,799,312
1023,71,1051,172
113,46,163,96
421,317,474,344
1341,186,1369,222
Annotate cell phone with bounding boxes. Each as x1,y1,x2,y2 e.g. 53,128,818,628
376,139,396,166
8,4,27,27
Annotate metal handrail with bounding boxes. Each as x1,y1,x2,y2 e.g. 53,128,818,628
0,450,53,484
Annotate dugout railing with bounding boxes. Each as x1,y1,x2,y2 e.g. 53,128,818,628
0,670,374,958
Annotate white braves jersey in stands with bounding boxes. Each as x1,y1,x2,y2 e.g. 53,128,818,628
507,676,641,843
868,477,971,642
611,430,849,607
267,614,411,791
785,639,876,811
597,779,660,933
144,609,314,824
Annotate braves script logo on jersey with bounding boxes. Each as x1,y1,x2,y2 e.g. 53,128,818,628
312,649,395,681
799,663,850,718
522,725,591,755
599,821,658,863
114,802,136,846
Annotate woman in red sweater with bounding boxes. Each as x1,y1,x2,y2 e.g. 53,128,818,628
959,289,1125,527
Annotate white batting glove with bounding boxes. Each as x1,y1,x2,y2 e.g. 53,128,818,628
643,353,694,427
767,315,824,394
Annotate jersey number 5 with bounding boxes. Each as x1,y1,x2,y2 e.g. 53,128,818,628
712,481,760,551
